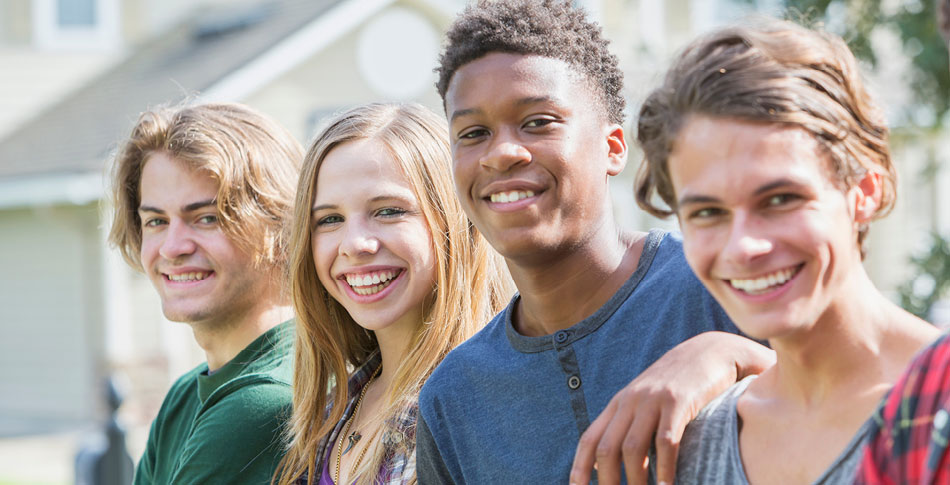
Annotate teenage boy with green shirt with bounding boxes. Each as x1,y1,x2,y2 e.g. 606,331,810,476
107,102,303,484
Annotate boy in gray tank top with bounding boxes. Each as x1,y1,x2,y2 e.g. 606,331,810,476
635,17,941,484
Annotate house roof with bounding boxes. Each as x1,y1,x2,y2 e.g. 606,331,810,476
0,0,346,180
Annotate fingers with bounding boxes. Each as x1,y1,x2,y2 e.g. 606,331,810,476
593,396,640,485
621,408,660,485
651,403,688,485
570,398,614,485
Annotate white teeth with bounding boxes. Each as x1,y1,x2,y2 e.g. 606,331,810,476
729,267,797,294
169,272,209,282
344,270,398,292
489,190,535,203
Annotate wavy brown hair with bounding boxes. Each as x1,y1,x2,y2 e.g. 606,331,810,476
276,103,512,485
635,18,893,253
108,102,303,270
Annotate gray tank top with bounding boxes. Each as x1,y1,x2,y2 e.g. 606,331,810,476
674,376,870,485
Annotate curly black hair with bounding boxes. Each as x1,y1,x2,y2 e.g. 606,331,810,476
436,0,625,124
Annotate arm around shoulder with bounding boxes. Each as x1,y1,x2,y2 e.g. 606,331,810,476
571,332,774,485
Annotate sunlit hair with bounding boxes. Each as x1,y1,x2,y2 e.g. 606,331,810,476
108,102,303,269
276,103,512,485
635,18,893,253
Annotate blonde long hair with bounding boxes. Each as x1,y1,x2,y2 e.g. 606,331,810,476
276,103,512,485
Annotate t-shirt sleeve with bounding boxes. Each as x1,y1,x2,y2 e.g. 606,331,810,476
416,411,456,485
168,382,292,484
133,418,158,484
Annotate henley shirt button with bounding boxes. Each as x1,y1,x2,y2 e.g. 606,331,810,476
568,375,582,390
555,331,569,344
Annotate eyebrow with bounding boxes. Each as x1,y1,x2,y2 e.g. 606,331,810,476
139,198,216,214
449,96,561,123
677,178,804,207
311,194,414,213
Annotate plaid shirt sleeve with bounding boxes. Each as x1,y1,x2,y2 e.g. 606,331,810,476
857,332,950,485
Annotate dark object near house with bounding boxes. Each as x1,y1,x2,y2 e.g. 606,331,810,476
75,376,134,485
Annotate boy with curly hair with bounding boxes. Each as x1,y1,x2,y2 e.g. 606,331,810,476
416,1,773,483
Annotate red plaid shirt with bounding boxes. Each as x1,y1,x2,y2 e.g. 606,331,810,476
857,332,950,485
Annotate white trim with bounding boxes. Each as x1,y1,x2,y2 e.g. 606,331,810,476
202,0,397,102
0,172,102,209
33,0,121,51
102,210,133,362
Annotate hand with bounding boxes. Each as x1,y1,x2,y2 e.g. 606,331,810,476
569,331,774,485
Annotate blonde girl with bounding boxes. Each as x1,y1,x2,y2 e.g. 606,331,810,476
276,103,511,485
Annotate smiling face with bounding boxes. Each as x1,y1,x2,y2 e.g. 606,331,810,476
138,152,270,328
445,53,626,262
310,138,437,337
670,116,876,341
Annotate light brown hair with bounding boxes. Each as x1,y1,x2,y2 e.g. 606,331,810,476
276,103,512,485
635,18,893,251
108,102,303,270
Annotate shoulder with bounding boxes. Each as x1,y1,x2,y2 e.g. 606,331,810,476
211,379,293,415
191,382,292,454
155,363,207,412
882,332,950,420
679,376,753,467
641,230,694,279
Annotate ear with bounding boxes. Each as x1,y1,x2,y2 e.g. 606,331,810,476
851,170,882,224
605,123,628,177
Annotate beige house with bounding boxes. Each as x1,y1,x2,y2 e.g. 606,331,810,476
0,0,459,441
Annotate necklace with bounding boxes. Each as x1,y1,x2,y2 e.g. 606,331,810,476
335,366,381,484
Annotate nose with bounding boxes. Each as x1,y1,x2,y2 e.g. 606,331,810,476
158,221,197,260
339,219,380,257
722,213,773,264
479,130,531,172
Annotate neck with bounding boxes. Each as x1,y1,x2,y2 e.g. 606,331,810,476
193,294,293,371
508,224,647,336
765,266,938,406
371,316,418,394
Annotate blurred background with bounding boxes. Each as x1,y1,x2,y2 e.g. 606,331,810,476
0,0,946,483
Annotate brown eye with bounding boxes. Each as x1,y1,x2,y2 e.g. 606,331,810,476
690,207,724,219
767,194,799,206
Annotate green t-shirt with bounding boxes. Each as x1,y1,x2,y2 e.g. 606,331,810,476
133,320,294,484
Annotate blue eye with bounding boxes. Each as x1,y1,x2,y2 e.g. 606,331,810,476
376,207,407,218
316,215,343,226
143,218,166,228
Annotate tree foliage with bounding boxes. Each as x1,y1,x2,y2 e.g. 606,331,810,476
899,232,950,319
749,0,949,127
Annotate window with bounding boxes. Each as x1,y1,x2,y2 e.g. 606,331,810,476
57,0,97,27
33,0,119,50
